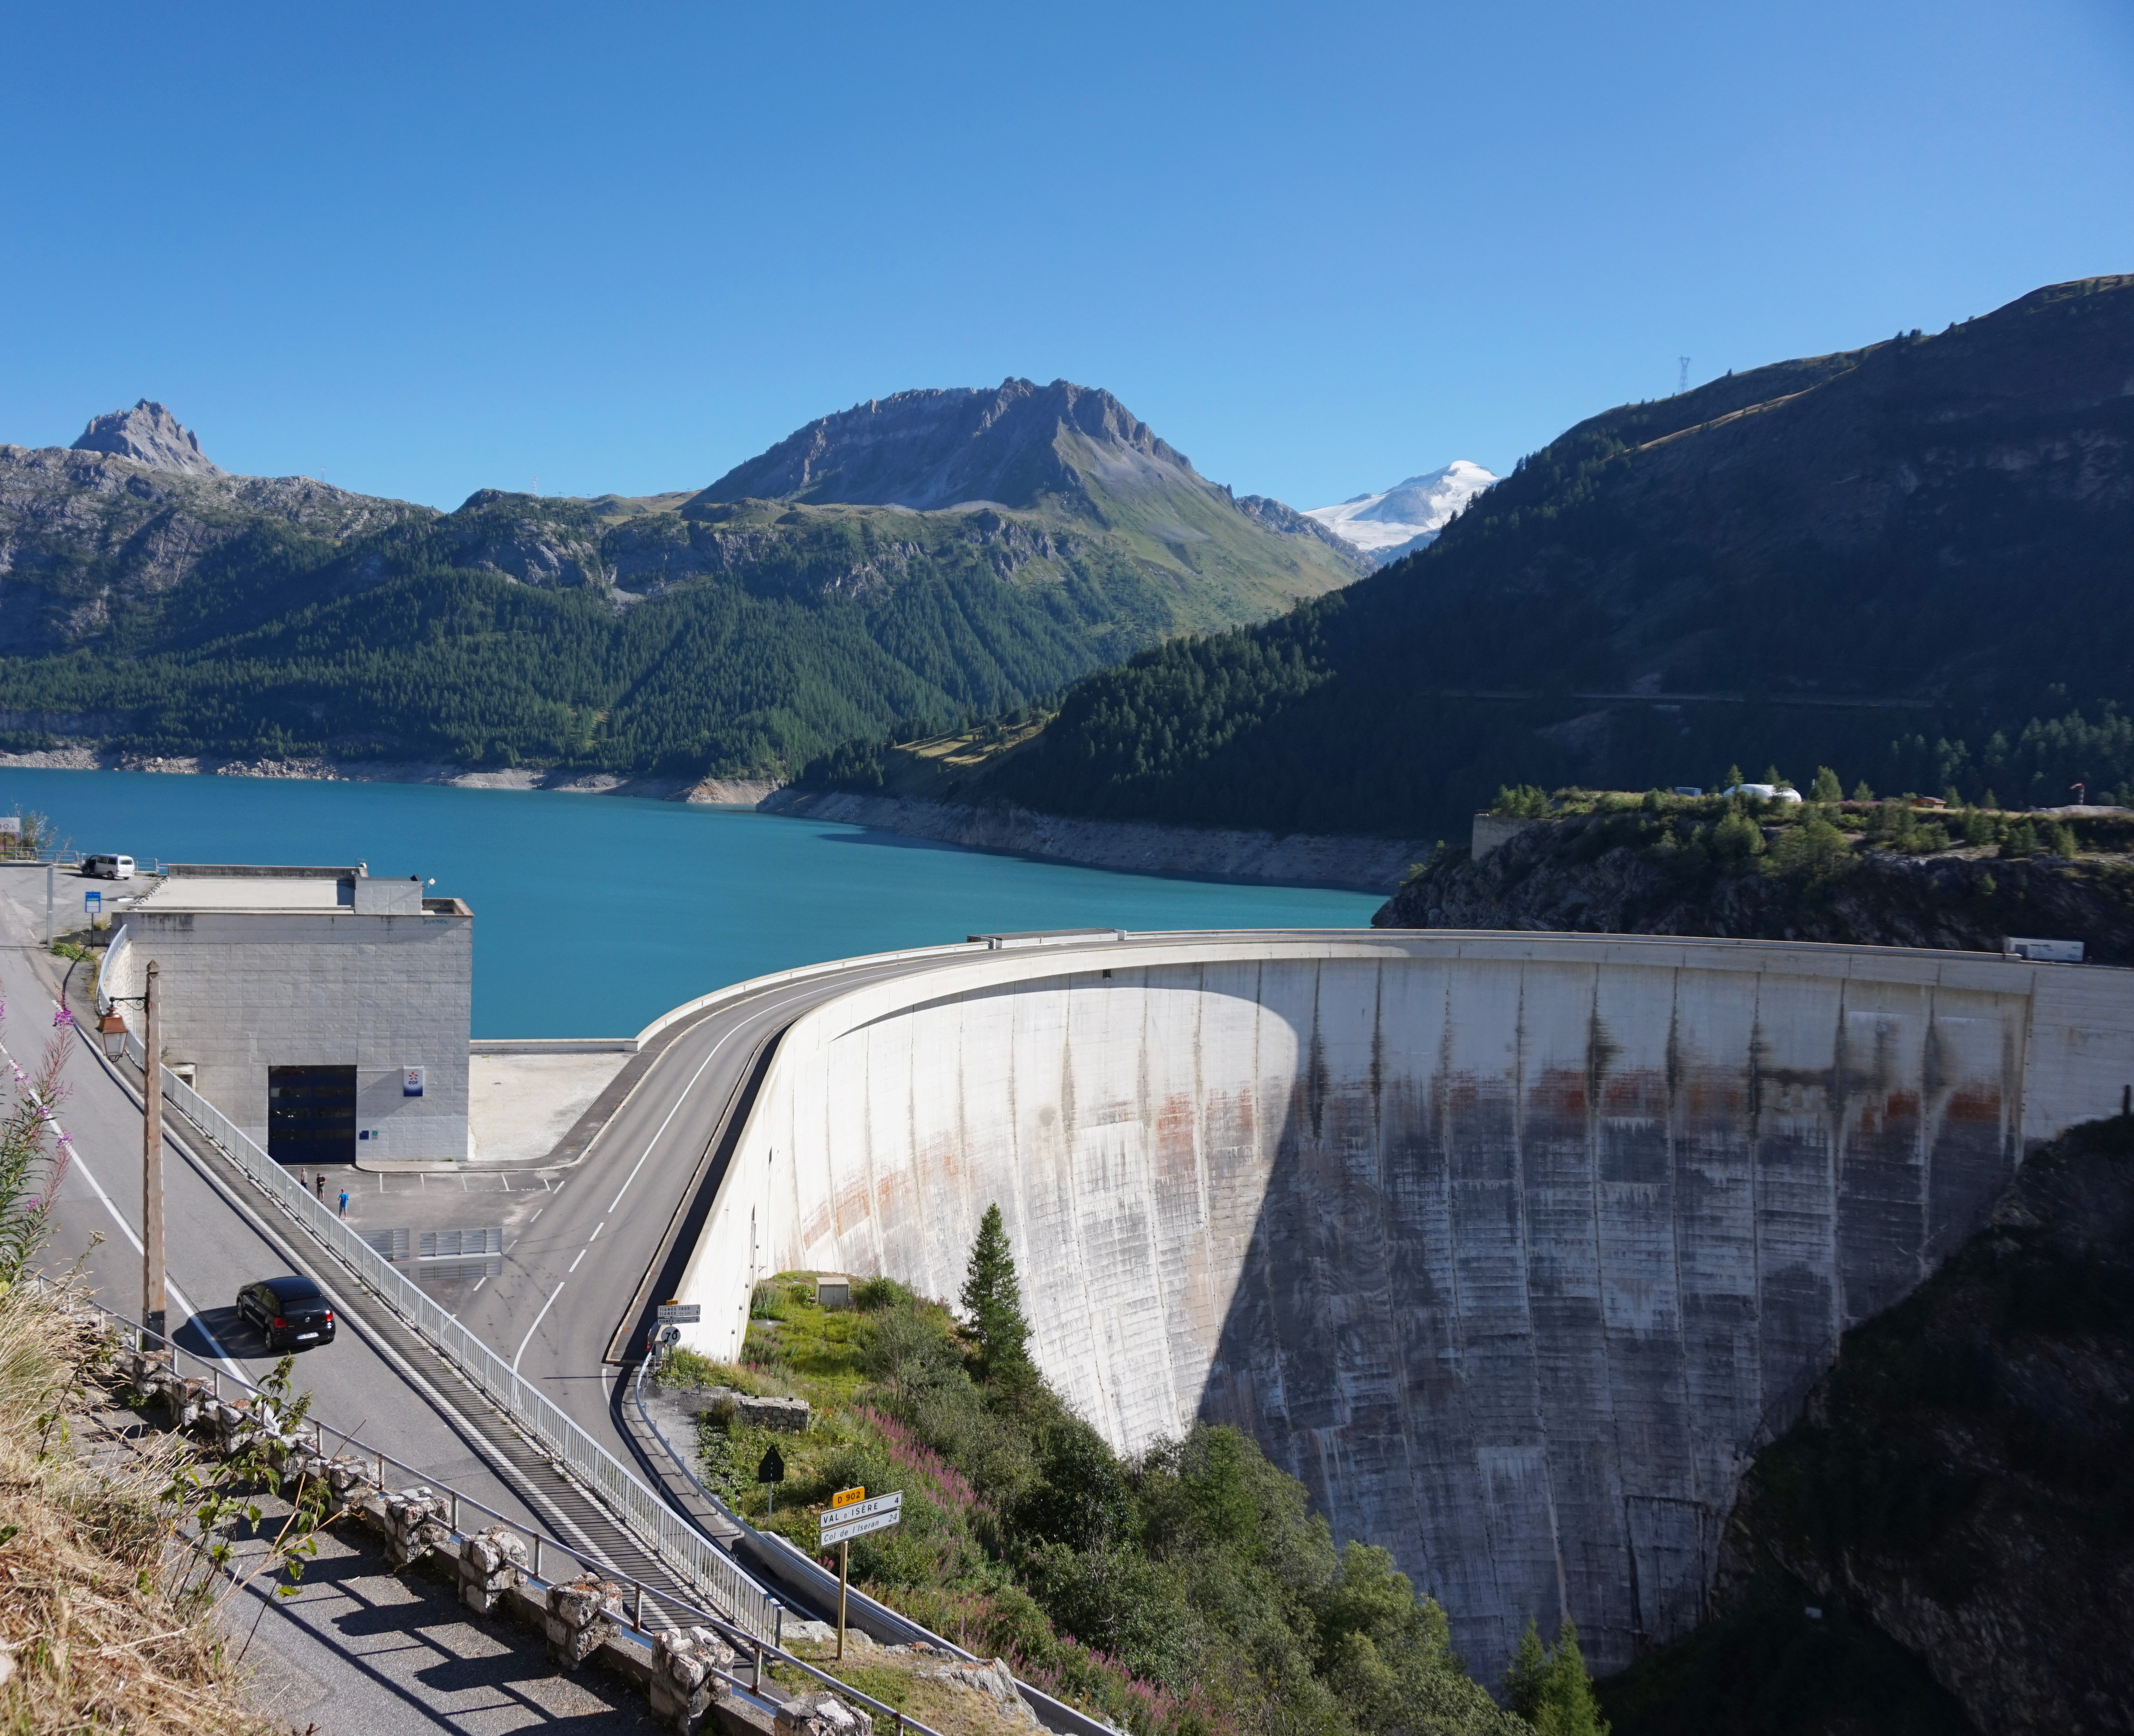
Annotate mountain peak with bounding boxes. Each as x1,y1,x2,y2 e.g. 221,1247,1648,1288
71,400,224,477
698,377,1199,514
1306,460,1497,564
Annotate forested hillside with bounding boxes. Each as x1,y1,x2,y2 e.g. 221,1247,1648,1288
0,381,1357,778
809,276,2134,837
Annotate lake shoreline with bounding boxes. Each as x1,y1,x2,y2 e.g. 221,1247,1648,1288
0,747,1422,894
760,788,1425,894
0,745,778,806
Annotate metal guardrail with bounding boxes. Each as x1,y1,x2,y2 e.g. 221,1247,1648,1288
86,968,783,1643
44,1282,965,1736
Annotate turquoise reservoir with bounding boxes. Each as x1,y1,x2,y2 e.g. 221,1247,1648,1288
5,771,1382,1036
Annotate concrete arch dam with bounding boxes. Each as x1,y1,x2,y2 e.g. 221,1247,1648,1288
671,932,2134,1674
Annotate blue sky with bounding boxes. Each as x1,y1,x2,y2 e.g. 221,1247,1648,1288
5,1,2130,512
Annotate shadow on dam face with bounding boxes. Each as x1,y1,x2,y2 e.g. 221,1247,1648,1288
683,936,2134,1678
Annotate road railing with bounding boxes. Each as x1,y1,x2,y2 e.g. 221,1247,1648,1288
100,1013,784,1643
39,1280,971,1736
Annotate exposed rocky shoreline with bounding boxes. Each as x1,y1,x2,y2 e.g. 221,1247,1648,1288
759,788,1426,891
0,744,778,806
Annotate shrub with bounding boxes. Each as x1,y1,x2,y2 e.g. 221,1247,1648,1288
1711,807,1765,859
1764,814,1856,884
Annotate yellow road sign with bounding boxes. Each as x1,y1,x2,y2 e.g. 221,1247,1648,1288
830,1485,865,1509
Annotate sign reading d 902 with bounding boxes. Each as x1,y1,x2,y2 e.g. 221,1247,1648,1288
830,1485,865,1509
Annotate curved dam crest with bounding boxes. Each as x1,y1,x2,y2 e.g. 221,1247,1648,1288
671,932,2134,1675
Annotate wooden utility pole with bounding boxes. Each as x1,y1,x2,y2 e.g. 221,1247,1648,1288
142,961,164,1350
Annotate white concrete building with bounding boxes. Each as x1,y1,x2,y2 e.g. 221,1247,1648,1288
106,864,472,1163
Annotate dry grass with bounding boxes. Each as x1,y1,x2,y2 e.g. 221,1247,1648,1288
0,1286,278,1735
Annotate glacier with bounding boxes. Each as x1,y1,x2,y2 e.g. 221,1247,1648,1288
1305,459,1496,565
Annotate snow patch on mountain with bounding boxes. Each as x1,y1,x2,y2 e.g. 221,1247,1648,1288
1305,460,1496,565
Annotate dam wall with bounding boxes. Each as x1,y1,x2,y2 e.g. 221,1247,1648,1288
670,932,2134,1674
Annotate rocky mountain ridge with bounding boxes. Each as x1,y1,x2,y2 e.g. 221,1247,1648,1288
704,377,1192,512
0,443,434,651
70,399,225,476
0,378,1365,777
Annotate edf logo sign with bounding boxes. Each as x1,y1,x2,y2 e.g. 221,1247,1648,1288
403,1067,425,1098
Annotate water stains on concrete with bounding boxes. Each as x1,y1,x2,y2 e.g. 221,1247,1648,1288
676,934,2134,1678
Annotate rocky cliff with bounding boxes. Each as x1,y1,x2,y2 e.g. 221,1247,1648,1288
1604,1115,2134,1736
1374,805,2134,965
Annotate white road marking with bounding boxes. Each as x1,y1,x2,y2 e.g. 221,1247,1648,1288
589,1219,602,1239
512,1280,565,1373
5,1028,241,1370
606,1024,744,1215
567,1249,586,1273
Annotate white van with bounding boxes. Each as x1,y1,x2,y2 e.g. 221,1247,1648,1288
81,855,134,880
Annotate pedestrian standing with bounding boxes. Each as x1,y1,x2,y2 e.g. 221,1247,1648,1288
338,1188,349,1218
316,1173,326,1200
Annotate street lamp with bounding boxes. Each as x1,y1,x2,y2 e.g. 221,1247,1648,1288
97,1011,129,1061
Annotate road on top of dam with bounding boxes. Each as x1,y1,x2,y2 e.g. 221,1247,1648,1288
446,935,1149,1478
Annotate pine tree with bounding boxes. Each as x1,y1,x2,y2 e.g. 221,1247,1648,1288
1809,766,1843,803
960,1203,1031,1380
1852,779,1876,803
1723,764,1745,790
1533,1619,1609,1736
1503,1618,1548,1718
1506,1617,1610,1735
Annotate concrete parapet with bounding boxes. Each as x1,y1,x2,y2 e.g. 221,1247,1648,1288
669,929,2134,1677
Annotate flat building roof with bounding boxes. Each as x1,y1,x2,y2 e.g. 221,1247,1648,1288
127,864,466,918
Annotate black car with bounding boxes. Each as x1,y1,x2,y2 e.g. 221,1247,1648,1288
235,1275,336,1350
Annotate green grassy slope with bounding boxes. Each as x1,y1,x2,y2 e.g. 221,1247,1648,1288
680,1271,1538,1736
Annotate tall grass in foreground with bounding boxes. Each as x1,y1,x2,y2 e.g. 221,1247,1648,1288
0,1019,303,1733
